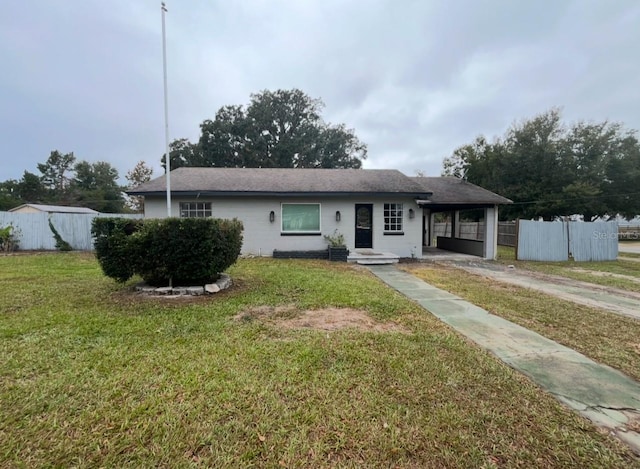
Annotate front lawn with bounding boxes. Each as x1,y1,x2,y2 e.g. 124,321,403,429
0,254,637,467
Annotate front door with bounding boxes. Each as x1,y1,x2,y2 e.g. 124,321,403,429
355,204,373,249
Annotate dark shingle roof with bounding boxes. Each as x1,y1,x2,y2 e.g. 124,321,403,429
412,177,512,206
129,167,431,197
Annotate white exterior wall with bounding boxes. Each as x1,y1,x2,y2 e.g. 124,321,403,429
144,196,423,258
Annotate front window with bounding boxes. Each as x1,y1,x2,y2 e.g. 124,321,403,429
384,203,403,233
281,203,320,233
180,202,212,218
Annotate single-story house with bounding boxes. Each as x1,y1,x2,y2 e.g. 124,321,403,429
128,168,511,261
8,204,99,214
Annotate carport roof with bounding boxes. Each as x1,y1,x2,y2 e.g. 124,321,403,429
412,177,512,209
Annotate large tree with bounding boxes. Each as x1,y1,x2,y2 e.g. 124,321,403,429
602,132,640,219
0,151,131,213
125,161,154,212
442,109,640,220
164,89,367,169
37,150,76,193
16,171,47,204
0,179,22,211
72,161,125,213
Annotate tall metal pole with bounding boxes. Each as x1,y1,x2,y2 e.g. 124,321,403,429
161,2,171,216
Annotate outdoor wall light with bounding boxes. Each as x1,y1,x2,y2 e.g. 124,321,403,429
269,210,275,223
335,210,341,222
409,208,415,219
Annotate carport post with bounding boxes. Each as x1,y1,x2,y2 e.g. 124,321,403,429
454,211,461,237
483,205,498,259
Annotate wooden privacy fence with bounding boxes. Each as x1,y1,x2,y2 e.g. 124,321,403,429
0,212,142,251
619,225,640,240
433,222,484,240
433,221,516,246
516,220,618,262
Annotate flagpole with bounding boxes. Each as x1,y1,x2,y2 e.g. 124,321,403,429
161,2,171,216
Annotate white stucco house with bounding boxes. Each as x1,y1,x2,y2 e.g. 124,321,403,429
128,168,511,261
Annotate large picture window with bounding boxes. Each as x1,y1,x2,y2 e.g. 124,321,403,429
281,203,320,233
384,203,403,233
180,202,212,218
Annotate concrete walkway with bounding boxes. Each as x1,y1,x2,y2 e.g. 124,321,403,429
369,265,640,455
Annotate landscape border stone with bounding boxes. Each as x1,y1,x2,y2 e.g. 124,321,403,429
135,273,232,296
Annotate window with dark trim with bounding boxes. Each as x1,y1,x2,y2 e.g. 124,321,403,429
384,203,403,233
281,203,321,234
179,202,212,218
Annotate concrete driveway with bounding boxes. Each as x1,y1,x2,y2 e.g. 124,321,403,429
453,261,640,320
620,241,640,254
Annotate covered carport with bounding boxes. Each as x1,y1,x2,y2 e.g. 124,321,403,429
412,177,512,260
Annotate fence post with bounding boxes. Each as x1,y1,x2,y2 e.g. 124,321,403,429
514,219,520,260
566,220,571,260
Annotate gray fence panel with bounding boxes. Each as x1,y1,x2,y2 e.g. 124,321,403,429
1,212,54,250
49,213,94,251
569,222,618,261
1,212,142,251
517,220,568,261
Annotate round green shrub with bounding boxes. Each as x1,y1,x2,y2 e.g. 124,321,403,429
92,217,243,286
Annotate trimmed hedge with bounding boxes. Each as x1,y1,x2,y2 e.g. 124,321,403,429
92,218,143,282
92,217,243,286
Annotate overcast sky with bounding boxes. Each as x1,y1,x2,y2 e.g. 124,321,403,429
1,0,639,184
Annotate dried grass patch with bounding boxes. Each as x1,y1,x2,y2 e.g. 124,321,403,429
235,305,410,333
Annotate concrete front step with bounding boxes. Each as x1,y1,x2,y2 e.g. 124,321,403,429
348,251,400,265
354,258,399,265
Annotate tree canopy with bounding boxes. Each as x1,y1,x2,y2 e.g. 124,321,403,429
164,89,367,170
442,109,640,220
0,150,133,213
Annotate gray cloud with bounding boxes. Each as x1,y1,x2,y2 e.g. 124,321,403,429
1,0,638,184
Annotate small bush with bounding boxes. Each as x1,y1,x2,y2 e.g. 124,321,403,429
324,229,346,247
92,217,243,286
0,224,20,252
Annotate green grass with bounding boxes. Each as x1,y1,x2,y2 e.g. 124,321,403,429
497,246,640,293
403,263,640,383
620,251,640,259
1,253,638,468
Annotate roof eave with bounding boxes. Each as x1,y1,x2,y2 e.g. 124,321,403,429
416,199,513,207
128,190,433,198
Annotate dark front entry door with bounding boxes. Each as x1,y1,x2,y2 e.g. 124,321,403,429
355,204,373,249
